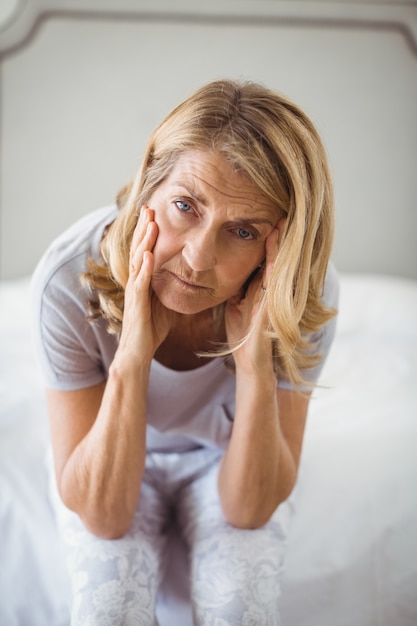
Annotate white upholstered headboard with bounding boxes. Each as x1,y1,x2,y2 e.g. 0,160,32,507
1,0,416,280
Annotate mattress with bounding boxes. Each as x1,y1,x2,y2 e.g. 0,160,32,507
0,273,416,625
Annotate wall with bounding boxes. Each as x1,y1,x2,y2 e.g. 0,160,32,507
1,0,416,279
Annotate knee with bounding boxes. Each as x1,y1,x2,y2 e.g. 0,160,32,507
72,579,156,625
190,528,284,623
67,532,161,625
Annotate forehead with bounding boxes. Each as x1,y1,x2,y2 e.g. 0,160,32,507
164,150,278,218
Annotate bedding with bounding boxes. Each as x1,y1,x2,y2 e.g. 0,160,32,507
0,273,416,625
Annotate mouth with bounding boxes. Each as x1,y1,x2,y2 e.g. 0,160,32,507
167,271,208,291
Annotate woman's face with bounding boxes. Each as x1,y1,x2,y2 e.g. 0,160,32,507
148,149,279,315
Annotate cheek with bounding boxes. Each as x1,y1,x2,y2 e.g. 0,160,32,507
219,254,262,289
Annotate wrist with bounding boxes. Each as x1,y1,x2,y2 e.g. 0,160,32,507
109,348,152,382
233,347,276,379
235,363,277,393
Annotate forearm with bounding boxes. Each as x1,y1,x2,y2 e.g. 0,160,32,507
53,209,169,539
218,370,296,529
60,358,150,539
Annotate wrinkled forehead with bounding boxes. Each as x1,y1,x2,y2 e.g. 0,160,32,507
165,149,281,221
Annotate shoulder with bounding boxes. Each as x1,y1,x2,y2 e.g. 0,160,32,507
30,204,118,350
30,205,119,390
31,205,118,301
33,205,118,284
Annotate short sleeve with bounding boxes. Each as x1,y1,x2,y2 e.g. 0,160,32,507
31,205,120,391
31,257,110,391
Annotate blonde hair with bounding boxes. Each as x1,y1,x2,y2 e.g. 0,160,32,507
84,79,336,388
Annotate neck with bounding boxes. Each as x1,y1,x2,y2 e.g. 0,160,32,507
155,306,226,371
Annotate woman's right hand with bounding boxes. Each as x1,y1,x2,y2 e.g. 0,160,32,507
117,206,172,364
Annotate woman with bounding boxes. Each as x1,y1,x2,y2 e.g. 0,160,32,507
32,79,338,625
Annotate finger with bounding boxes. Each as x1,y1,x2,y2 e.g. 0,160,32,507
130,206,155,259
130,221,158,276
135,250,154,291
129,205,156,270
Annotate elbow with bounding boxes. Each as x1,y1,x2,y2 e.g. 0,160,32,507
224,512,269,531
58,485,134,540
81,515,133,540
220,496,276,530
57,467,138,539
77,500,135,539
221,480,297,531
222,498,283,530
72,503,134,539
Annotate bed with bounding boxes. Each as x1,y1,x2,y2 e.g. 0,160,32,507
1,1,417,625
1,274,417,625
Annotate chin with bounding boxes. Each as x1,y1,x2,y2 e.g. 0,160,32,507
153,287,212,316
151,273,220,315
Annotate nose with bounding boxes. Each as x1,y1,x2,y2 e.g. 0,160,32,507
182,227,217,272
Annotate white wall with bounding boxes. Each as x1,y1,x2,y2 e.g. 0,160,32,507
1,0,416,279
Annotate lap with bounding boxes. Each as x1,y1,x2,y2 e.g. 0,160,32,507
52,475,171,625
49,447,295,625
174,450,295,625
175,449,295,545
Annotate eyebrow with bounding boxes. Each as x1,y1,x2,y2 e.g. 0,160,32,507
175,183,207,205
234,217,274,226
174,182,275,226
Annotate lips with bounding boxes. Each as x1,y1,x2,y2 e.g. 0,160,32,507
167,271,207,290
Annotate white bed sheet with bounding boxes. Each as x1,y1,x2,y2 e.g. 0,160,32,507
0,274,416,625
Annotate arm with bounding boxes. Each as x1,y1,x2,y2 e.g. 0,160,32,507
217,381,309,529
48,364,149,540
218,228,310,529
48,208,171,539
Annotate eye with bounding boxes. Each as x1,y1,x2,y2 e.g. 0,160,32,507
235,227,256,240
175,200,193,213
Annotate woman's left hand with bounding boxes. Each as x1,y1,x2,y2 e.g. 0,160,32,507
220,224,309,530
225,227,279,374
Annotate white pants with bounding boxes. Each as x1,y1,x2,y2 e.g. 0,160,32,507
52,447,295,626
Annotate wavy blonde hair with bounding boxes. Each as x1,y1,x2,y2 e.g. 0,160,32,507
84,79,336,388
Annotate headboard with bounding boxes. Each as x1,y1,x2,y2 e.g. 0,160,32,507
1,0,416,280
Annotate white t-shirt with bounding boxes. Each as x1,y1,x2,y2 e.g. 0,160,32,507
31,205,339,452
